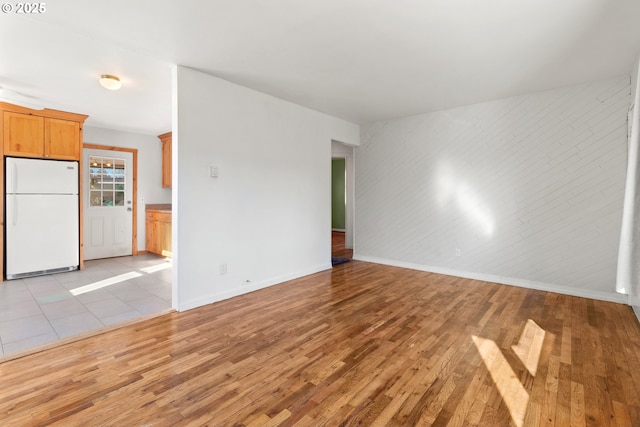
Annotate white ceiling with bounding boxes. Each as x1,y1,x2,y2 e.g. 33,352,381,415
1,0,639,135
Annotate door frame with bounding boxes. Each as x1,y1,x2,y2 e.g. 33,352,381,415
331,142,354,249
83,143,138,257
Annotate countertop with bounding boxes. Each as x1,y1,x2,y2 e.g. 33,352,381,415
146,203,172,213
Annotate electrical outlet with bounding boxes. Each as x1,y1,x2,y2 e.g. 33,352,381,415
219,263,227,275
455,248,461,257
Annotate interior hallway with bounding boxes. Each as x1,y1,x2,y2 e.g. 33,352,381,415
0,254,172,359
331,231,353,259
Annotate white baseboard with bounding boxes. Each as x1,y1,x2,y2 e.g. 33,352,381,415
633,305,640,324
178,263,332,312
629,296,640,324
353,255,629,305
332,228,346,232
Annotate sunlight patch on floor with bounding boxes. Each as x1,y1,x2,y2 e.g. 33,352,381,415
70,271,143,296
511,319,545,376
472,335,529,427
70,258,171,296
139,259,172,274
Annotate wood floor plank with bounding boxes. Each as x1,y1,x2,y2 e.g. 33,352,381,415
570,381,586,427
1,261,639,426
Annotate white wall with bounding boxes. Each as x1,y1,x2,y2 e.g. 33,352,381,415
331,121,360,149
355,77,630,302
174,66,359,311
83,126,171,251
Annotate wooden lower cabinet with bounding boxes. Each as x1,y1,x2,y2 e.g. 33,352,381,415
146,210,172,257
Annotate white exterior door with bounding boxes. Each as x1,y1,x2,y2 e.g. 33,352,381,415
83,148,133,260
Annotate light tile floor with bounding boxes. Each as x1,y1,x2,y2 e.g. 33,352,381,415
0,254,172,357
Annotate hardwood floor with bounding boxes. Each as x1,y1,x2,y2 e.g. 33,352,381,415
332,231,353,259
1,261,640,426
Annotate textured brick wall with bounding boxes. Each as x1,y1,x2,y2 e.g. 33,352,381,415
355,77,630,296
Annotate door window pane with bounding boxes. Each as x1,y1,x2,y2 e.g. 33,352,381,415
88,156,126,207
90,191,101,207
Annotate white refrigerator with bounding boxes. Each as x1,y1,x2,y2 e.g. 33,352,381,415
5,157,79,280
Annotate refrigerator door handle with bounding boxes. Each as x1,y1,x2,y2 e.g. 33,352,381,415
12,194,17,226
12,161,17,194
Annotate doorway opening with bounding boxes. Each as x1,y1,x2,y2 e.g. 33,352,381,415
331,141,354,261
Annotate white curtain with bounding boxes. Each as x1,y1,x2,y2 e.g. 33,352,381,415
616,59,640,300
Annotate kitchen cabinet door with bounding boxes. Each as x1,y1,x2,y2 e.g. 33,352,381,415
45,118,80,160
162,138,171,188
146,214,160,255
3,112,44,158
159,132,172,188
159,219,172,257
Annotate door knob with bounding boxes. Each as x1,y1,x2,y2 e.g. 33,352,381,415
127,207,132,212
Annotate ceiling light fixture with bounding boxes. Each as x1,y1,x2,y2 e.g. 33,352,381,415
99,74,122,91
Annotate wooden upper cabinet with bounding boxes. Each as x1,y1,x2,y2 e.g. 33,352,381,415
158,132,172,188
1,104,87,160
45,118,80,160
3,112,44,158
